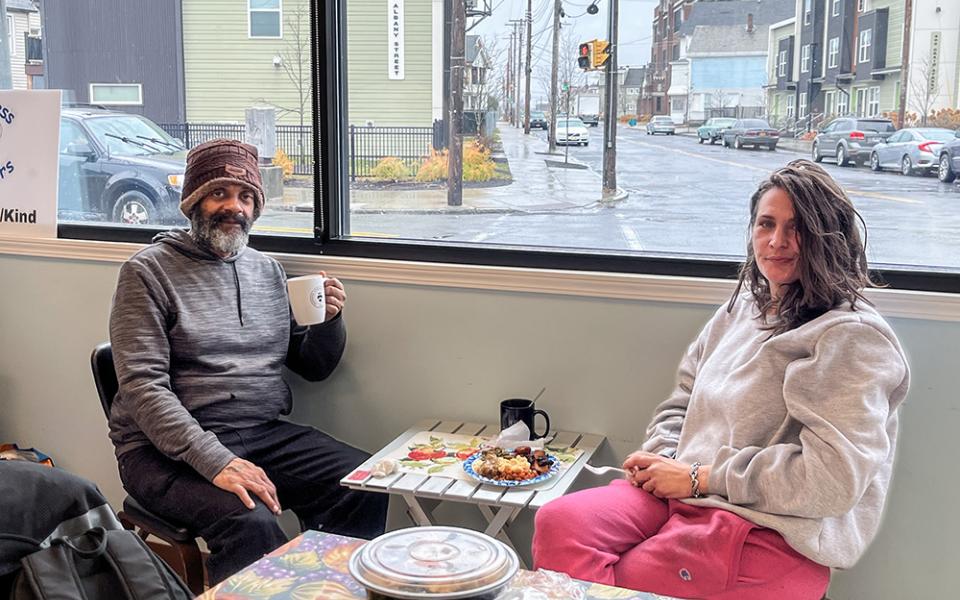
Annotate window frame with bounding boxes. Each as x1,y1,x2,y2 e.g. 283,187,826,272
859,28,872,63
778,49,787,77
800,44,811,73
51,0,960,296
248,0,283,39
88,83,144,106
799,91,808,117
832,0,841,17
828,37,840,69
836,89,849,115
7,15,14,56
867,86,880,116
804,0,812,25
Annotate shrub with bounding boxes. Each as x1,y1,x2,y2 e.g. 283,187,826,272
926,108,960,130
463,141,495,182
415,150,448,182
370,156,412,181
415,141,497,182
272,148,294,177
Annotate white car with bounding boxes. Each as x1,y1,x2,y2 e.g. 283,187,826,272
554,118,590,146
646,116,676,135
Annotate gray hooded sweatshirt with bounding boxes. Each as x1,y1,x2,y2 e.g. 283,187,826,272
108,230,345,481
641,294,910,569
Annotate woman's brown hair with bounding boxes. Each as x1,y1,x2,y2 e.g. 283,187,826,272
728,159,880,334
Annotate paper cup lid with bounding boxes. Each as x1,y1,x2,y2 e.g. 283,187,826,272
349,526,518,598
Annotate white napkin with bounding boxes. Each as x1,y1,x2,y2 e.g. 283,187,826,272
486,421,548,451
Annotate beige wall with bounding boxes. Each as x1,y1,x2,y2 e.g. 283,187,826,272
0,251,956,598
182,0,313,124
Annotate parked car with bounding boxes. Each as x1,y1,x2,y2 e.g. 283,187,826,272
869,128,955,176
529,111,548,130
58,107,188,225
554,117,589,146
720,119,780,150
937,130,960,183
696,117,737,144
645,116,676,135
811,116,896,167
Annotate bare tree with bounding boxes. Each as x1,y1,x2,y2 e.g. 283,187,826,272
709,88,731,118
252,1,311,162
909,52,941,126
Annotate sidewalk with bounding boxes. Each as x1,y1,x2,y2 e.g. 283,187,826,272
276,123,621,215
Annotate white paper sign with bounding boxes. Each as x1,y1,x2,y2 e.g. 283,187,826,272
388,0,405,80
0,90,62,239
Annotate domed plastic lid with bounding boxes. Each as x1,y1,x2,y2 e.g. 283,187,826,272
349,526,519,599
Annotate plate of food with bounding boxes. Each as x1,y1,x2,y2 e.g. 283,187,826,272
462,446,560,487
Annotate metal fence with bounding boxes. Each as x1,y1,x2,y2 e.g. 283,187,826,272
347,125,434,180
706,107,766,120
159,123,438,178
158,123,315,176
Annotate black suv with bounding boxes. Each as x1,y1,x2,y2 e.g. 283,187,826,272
58,107,188,225
529,111,548,130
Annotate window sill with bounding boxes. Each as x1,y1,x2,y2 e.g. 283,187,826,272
2,235,959,322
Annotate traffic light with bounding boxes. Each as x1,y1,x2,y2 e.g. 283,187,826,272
578,42,592,70
592,40,611,69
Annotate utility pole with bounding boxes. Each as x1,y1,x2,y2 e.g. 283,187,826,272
448,0,465,206
898,0,913,128
509,19,523,127
523,0,533,134
602,0,620,196
507,27,515,124
0,0,12,90
549,0,561,152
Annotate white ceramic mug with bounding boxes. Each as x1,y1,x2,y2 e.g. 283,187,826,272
287,274,327,325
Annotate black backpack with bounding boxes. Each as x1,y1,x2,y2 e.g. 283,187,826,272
10,527,191,600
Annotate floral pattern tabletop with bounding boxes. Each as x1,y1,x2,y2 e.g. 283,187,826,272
199,530,683,600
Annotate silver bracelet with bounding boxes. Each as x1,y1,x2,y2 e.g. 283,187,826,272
690,461,702,498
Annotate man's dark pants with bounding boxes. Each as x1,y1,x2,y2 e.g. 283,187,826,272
118,421,387,584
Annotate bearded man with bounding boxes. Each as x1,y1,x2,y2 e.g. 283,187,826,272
107,139,386,584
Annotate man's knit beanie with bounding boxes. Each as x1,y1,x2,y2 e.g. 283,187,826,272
179,138,265,218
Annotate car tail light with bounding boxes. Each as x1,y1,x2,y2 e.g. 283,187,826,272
918,142,939,153
849,131,866,140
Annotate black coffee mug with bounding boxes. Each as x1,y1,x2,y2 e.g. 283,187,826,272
500,399,551,440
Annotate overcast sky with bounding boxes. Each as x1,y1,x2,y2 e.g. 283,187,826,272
472,0,659,70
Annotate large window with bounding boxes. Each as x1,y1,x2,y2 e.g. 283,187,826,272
832,0,841,17
6,15,13,55
45,0,960,292
778,49,787,77
828,37,840,69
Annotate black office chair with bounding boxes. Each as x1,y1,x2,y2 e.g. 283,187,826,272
90,342,205,594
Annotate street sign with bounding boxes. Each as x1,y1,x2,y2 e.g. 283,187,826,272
561,82,569,91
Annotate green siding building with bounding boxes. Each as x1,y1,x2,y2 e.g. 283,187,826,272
181,0,441,126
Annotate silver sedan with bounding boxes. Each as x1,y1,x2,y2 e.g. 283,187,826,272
869,127,956,176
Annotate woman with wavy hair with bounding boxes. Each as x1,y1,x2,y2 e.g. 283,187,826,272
532,160,910,600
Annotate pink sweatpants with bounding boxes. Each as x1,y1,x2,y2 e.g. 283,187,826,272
532,480,830,600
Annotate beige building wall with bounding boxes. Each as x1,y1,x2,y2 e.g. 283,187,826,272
182,0,314,124
346,0,436,127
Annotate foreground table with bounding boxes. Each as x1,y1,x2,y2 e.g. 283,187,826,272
339,418,605,562
198,530,682,599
